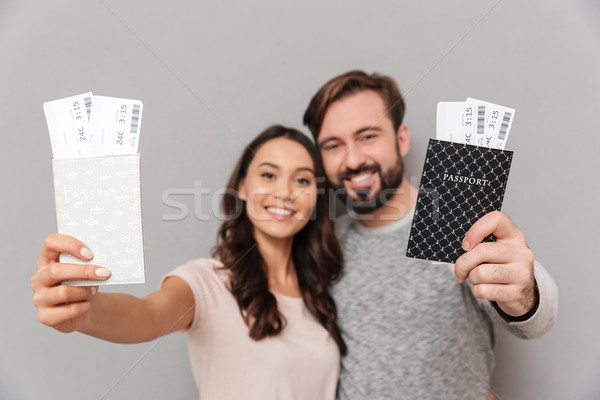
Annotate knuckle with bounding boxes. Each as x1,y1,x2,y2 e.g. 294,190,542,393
468,242,484,257
482,211,501,227
82,265,96,280
522,248,535,265
478,284,495,300
488,264,505,282
57,285,71,302
68,241,81,257
75,287,90,302
497,210,508,220
469,267,482,283
30,274,39,290
32,291,43,306
65,304,79,319
68,302,89,319
514,229,525,243
490,210,503,220
47,263,61,279
38,310,53,327
454,258,465,275
43,234,58,249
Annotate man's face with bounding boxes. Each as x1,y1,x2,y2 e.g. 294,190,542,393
317,90,408,214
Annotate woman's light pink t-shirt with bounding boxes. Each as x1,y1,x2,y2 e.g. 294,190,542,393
162,258,340,400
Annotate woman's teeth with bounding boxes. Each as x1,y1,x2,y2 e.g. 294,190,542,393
266,207,294,216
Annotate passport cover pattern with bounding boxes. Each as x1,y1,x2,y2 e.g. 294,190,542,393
53,154,145,285
406,139,513,263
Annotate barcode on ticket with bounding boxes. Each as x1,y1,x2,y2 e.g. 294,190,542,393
131,104,140,135
498,111,512,141
84,96,92,121
477,106,485,135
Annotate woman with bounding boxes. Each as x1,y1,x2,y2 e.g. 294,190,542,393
31,125,346,399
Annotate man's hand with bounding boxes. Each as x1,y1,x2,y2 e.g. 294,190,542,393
454,211,537,318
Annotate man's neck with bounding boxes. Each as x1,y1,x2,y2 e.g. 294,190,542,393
358,176,418,228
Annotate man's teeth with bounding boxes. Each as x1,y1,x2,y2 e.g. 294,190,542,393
266,207,294,216
350,172,372,182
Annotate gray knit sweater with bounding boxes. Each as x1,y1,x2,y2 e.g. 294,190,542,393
333,210,558,400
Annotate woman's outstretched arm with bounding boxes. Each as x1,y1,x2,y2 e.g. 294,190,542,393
32,234,194,343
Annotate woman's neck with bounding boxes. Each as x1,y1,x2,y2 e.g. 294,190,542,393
253,230,301,297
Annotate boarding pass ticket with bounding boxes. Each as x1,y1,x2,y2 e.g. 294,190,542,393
44,93,143,159
436,98,514,150
432,98,515,266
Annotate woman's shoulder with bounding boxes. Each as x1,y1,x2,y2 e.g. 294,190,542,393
162,258,231,331
173,257,226,277
164,258,229,289
177,257,224,271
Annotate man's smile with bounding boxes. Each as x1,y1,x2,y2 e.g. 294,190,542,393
344,170,378,190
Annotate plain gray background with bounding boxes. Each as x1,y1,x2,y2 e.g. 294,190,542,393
1,0,598,399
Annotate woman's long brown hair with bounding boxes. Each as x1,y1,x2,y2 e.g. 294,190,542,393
211,125,347,356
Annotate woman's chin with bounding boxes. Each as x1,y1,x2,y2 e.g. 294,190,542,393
253,223,306,243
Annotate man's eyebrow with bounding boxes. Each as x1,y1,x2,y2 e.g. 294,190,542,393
318,125,383,147
353,125,383,136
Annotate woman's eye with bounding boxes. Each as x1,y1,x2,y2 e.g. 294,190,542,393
296,177,311,185
261,172,276,180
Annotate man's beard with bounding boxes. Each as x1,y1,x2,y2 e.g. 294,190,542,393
336,153,404,215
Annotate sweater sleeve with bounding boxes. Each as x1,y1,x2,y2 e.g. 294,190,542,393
482,259,558,339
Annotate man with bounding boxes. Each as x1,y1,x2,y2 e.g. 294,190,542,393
303,71,558,399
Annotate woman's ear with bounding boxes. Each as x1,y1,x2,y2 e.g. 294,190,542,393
237,178,247,201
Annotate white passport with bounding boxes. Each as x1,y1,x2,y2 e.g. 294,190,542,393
52,153,145,286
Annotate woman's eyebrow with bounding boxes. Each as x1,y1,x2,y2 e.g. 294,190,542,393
257,162,279,169
258,162,314,175
295,167,315,175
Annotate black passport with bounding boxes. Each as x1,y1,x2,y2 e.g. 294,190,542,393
406,139,513,263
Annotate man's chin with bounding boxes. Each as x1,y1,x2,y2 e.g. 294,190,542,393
338,189,384,215
343,181,381,200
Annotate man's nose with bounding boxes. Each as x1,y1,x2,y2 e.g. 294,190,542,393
344,145,366,171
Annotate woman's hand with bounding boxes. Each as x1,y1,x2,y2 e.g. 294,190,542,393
31,234,111,333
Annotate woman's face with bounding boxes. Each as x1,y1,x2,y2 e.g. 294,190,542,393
238,137,318,242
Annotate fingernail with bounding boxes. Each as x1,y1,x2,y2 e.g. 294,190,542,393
90,287,97,296
462,241,470,251
95,268,111,278
81,247,94,259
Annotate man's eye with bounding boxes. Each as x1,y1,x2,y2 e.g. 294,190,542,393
323,143,339,151
361,134,375,141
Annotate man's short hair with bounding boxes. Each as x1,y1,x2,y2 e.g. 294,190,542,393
303,70,406,141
